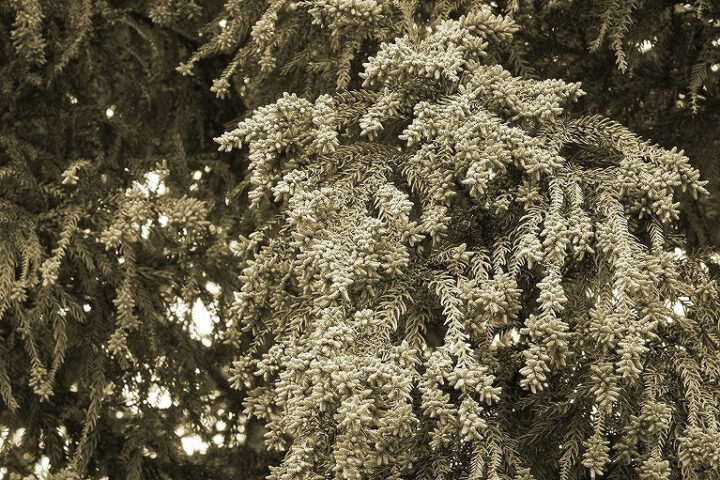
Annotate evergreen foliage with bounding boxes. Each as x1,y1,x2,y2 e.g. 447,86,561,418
1,1,719,480
213,7,719,480
1,2,268,478
507,0,720,249
187,0,720,248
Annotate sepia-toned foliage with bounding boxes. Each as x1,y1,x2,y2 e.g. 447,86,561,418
1,1,271,478
1,0,719,479
214,7,719,480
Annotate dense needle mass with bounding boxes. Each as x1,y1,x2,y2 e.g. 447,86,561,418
1,1,719,479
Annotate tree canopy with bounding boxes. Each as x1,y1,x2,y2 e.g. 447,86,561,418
0,1,718,480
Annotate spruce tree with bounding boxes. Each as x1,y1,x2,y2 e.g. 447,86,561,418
1,1,719,480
